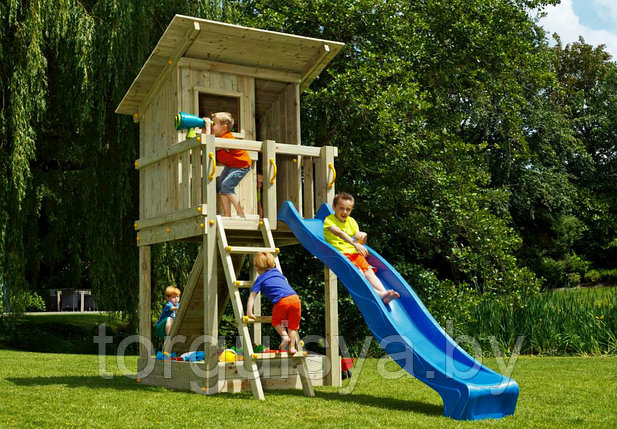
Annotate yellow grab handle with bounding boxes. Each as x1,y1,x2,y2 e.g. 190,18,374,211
208,152,216,180
269,158,277,185
328,163,336,189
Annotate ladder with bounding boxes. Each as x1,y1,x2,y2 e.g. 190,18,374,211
216,215,315,399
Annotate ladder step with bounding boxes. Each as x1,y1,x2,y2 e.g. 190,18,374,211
252,351,307,360
234,280,254,288
243,315,272,324
225,246,279,254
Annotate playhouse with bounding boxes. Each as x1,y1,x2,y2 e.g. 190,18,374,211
116,15,345,397
116,15,521,420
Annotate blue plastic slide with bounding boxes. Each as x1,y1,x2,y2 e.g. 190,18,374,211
278,201,519,420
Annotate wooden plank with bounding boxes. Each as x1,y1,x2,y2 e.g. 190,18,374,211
281,84,302,214
164,246,204,354
303,157,315,218
180,66,191,209
263,140,277,227
241,75,256,141
216,215,265,400
293,355,316,397
179,57,302,83
136,217,205,247
315,146,336,207
139,137,329,161
135,138,201,170
324,267,341,387
203,134,219,394
135,21,201,117
135,205,206,230
242,315,272,324
234,280,254,288
249,259,261,346
252,351,307,360
225,246,277,254
300,44,330,92
139,247,151,366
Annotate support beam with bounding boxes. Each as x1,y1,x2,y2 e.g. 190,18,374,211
263,140,277,227
315,146,336,207
324,267,341,386
139,246,152,368
203,135,219,393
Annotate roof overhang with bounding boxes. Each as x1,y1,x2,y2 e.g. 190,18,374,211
116,15,344,116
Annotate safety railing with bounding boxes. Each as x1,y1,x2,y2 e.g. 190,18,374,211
133,134,337,243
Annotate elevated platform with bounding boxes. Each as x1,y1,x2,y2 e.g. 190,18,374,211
135,210,298,247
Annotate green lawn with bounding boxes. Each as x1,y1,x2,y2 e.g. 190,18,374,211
0,350,615,428
0,313,129,354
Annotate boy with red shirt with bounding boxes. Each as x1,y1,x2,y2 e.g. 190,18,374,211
204,112,251,217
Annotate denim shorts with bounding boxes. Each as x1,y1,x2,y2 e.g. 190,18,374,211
217,166,250,195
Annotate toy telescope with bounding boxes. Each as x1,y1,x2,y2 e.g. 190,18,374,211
174,112,205,138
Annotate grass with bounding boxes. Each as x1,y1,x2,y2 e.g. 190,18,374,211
0,313,129,354
0,349,615,428
454,286,617,356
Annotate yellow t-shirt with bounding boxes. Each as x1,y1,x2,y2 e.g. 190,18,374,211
323,214,359,254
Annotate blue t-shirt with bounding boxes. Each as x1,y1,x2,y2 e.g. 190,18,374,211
251,268,296,304
157,301,178,324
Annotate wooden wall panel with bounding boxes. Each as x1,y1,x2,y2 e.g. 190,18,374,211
259,83,302,215
185,67,257,216
140,70,179,218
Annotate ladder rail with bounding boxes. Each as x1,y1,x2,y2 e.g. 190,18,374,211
215,215,314,398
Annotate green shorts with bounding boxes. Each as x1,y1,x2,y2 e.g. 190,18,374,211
154,317,169,339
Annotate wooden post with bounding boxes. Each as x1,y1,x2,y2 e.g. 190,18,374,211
315,146,336,207
303,157,314,219
203,135,219,393
250,258,262,346
324,266,341,386
262,140,277,228
316,145,339,385
139,246,152,370
289,83,302,214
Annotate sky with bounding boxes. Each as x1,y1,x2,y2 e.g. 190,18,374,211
537,0,617,60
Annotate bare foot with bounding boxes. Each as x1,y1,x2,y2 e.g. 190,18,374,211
382,290,400,304
289,348,298,354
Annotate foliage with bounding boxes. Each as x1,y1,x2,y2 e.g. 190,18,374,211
453,287,617,356
0,1,241,323
1,0,617,355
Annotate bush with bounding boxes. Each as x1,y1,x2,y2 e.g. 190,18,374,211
584,268,617,285
586,269,601,284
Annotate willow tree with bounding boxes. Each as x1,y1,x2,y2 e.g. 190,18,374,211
0,1,242,319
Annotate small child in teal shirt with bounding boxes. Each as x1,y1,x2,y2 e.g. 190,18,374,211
155,286,181,339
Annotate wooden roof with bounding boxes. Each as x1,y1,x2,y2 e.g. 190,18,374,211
116,15,344,116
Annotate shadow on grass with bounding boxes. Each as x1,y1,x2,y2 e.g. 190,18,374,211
7,376,443,417
268,389,443,417
6,375,160,392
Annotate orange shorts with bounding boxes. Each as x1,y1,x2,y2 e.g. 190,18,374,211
272,294,301,330
344,253,377,274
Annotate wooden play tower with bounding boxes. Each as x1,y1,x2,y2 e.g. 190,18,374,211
116,15,344,397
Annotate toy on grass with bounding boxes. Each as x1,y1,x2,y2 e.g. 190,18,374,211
157,351,180,361
341,358,354,380
181,351,205,362
219,349,238,363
